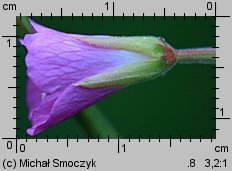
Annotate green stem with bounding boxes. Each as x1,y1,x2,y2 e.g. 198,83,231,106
77,105,119,139
176,47,216,64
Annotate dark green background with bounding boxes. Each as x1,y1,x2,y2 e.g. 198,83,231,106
16,16,216,139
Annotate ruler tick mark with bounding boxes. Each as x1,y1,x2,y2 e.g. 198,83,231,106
8,86,21,89
113,2,115,20
61,8,63,20
164,8,166,20
13,117,21,119
13,106,21,109
117,134,120,153
169,135,172,147
2,36,19,38
212,128,219,131
67,135,69,147
13,96,21,99
212,66,224,69
212,117,230,120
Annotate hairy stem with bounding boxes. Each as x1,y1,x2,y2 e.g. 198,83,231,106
176,48,216,64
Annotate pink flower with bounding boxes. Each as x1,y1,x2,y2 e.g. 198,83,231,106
20,20,175,135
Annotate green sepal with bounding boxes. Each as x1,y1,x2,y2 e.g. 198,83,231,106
76,36,165,59
74,59,166,88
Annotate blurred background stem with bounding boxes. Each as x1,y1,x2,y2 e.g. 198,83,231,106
77,105,119,138
17,16,32,35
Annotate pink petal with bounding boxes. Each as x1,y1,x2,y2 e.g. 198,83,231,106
27,85,121,136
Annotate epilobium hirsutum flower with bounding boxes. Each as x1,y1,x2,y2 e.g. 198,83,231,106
20,20,215,135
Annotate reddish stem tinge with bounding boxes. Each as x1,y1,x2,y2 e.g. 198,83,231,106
175,47,216,64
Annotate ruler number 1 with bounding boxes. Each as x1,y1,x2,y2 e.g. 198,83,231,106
118,144,126,153
122,144,126,152
7,39,10,47
105,2,114,11
105,2,109,10
220,108,224,116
